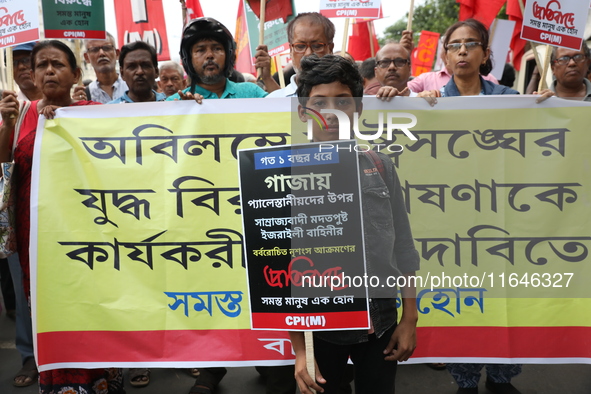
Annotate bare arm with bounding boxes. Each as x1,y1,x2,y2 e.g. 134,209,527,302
383,273,418,361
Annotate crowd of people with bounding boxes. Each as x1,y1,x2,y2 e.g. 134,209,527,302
0,8,590,394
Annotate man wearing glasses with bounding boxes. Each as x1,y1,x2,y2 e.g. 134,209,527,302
76,32,128,103
544,44,591,101
11,42,42,101
374,43,417,97
266,12,335,98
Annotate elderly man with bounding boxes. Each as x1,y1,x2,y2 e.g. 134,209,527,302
167,17,267,100
11,42,42,101
374,42,415,96
108,41,165,104
547,44,591,100
158,61,187,97
75,32,128,103
266,12,335,98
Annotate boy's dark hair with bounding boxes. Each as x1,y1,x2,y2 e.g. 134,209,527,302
359,57,376,80
296,54,363,108
119,41,158,69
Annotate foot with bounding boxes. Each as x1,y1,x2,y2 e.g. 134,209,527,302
485,378,522,394
457,388,478,394
13,358,38,387
129,368,150,387
189,384,212,394
189,368,200,377
427,362,447,370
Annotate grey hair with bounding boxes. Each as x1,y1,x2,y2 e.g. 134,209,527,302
287,13,335,44
159,61,184,76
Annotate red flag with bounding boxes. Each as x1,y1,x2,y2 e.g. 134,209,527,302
456,0,506,28
247,0,293,22
412,31,440,77
347,20,380,61
235,0,255,74
185,0,205,24
114,0,170,61
506,0,526,71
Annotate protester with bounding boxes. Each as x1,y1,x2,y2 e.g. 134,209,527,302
408,42,498,94
168,17,266,102
360,57,381,95
266,12,335,98
2,40,40,388
418,19,517,98
0,40,124,394
498,63,516,88
75,32,128,103
417,18,521,393
158,61,187,97
292,54,420,394
374,42,415,96
109,41,166,104
536,44,591,101
11,42,42,101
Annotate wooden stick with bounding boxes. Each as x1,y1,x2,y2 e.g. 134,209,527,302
368,20,376,57
538,44,551,91
341,18,350,57
75,40,83,86
275,55,285,88
257,0,266,78
407,0,415,31
304,331,316,394
180,0,187,26
6,47,14,92
489,18,498,45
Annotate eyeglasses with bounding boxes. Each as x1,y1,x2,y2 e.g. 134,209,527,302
445,42,483,53
376,58,410,68
13,56,31,68
291,42,328,54
553,54,587,66
87,45,115,54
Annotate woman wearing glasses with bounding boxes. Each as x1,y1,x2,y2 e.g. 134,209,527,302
419,19,518,98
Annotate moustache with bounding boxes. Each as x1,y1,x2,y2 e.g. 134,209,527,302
203,61,220,70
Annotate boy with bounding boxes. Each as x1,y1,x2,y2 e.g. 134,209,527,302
292,54,420,394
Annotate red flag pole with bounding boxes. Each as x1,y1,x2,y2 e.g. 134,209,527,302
368,20,376,57
341,18,351,57
257,0,266,78
180,0,187,26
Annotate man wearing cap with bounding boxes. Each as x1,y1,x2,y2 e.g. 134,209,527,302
12,42,42,101
167,17,267,101
75,32,128,103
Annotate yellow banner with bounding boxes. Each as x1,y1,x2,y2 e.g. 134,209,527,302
32,97,591,368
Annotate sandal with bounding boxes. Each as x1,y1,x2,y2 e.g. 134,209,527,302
427,363,447,370
189,368,201,377
13,357,38,387
129,368,150,387
189,384,213,394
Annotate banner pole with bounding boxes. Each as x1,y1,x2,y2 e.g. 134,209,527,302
368,20,376,57
304,331,316,394
341,18,350,57
180,0,187,26
6,47,14,118
6,47,14,91
538,44,551,91
275,55,285,88
75,40,83,86
257,0,266,78
407,0,415,31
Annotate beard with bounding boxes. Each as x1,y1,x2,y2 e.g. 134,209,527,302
199,61,225,85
